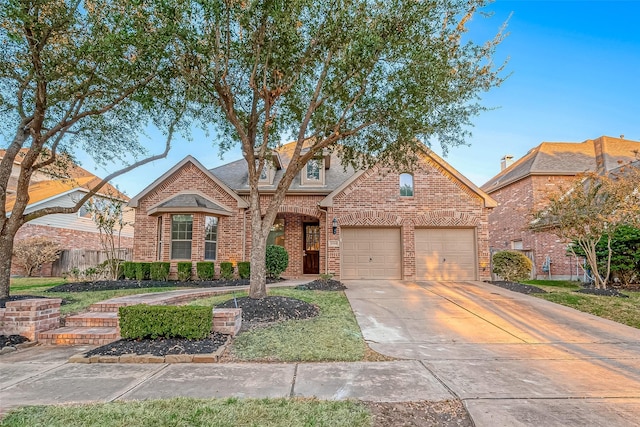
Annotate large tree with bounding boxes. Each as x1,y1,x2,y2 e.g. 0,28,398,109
531,168,640,289
181,0,507,298
0,0,188,298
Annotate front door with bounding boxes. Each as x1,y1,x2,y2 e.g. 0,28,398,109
303,222,320,274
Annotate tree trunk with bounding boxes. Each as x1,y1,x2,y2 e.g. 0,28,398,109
0,233,15,299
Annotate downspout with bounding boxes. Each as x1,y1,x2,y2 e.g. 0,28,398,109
318,205,329,274
242,208,246,261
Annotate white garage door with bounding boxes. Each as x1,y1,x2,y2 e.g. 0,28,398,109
342,228,402,279
415,228,476,280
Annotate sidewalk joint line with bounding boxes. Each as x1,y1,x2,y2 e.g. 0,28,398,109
289,363,299,398
109,363,170,402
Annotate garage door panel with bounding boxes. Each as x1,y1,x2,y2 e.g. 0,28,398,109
342,228,401,280
416,228,476,281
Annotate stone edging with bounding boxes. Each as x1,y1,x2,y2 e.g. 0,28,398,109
68,337,229,364
0,340,38,355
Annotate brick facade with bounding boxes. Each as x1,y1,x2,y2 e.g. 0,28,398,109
132,153,493,281
487,175,582,279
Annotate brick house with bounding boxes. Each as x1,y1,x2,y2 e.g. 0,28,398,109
2,150,134,276
481,136,640,280
129,142,496,281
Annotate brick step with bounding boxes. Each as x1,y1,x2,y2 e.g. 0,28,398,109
38,326,120,346
65,312,119,328
89,302,135,313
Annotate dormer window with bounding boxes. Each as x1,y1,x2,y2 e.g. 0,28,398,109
301,158,324,186
256,161,274,185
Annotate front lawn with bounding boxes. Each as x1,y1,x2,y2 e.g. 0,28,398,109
189,288,369,362
0,397,371,427
524,280,640,329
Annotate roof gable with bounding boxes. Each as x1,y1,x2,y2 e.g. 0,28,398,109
320,147,496,208
481,136,640,193
128,155,249,208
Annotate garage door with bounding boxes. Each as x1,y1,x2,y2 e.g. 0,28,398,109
415,228,476,280
342,228,401,279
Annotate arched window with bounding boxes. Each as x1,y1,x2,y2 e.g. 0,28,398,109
399,173,414,197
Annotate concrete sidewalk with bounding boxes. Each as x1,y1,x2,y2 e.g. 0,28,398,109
0,345,453,415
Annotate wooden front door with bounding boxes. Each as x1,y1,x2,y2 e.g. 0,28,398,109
303,222,320,274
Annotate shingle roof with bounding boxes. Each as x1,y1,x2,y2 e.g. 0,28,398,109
150,193,232,215
481,136,640,193
210,143,356,193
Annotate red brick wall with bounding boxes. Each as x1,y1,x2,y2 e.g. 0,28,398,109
487,175,582,279
328,155,492,280
133,156,492,281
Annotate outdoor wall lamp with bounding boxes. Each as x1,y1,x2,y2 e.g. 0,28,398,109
332,217,338,235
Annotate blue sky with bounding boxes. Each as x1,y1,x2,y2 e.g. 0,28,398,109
103,0,640,196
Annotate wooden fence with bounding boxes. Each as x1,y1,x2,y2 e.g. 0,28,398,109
51,249,132,277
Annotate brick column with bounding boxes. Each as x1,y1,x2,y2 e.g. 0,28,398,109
0,298,62,341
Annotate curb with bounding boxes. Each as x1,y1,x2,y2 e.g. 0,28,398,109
68,337,229,364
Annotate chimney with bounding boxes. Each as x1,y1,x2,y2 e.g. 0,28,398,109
500,155,514,171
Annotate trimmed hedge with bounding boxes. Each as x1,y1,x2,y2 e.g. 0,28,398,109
177,262,193,281
220,262,234,279
196,262,215,280
119,305,212,339
492,250,532,282
237,261,250,279
150,262,170,281
135,262,151,281
266,245,289,278
122,262,136,280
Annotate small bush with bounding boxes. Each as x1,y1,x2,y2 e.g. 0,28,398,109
220,262,234,280
493,250,532,282
122,262,136,280
150,262,170,281
237,262,250,279
135,262,151,280
177,262,193,281
119,305,212,339
266,245,289,279
196,262,215,280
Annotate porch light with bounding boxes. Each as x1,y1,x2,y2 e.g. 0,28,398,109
332,217,338,235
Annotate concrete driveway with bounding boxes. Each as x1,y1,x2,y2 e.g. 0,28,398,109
345,280,640,427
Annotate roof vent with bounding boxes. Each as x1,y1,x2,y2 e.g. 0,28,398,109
500,154,514,171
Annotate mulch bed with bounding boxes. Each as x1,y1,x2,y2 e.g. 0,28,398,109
0,334,29,349
46,278,281,293
365,400,473,427
83,333,228,357
488,281,547,294
295,279,347,291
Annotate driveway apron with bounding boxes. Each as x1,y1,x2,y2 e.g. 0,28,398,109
344,280,640,427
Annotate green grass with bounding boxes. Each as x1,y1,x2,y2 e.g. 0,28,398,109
531,283,640,329
0,397,371,427
189,288,367,362
9,277,68,291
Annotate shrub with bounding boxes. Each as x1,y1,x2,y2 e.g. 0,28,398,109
196,262,215,280
97,259,125,280
220,262,234,280
492,250,532,282
150,262,170,281
177,262,193,281
237,262,250,279
266,245,289,279
12,237,61,277
122,262,136,280
119,305,212,339
135,262,151,280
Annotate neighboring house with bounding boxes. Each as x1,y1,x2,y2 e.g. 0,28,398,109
2,150,135,276
481,136,640,280
129,142,496,281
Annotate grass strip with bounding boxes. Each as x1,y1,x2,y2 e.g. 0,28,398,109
0,397,370,427
189,288,367,362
